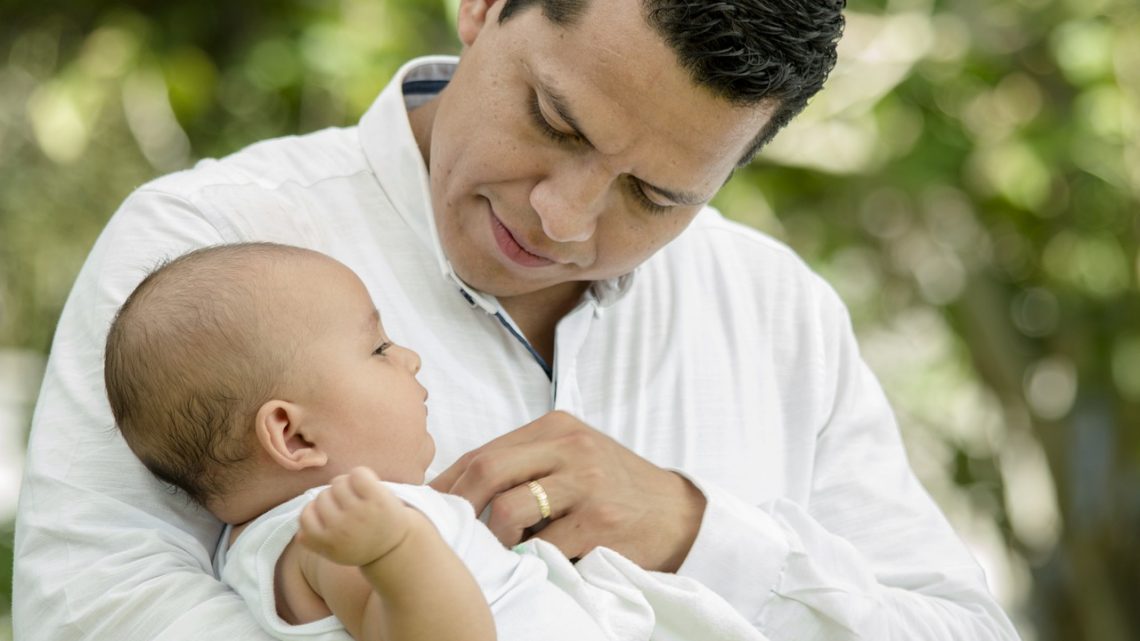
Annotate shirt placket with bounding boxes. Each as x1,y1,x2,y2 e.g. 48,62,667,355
550,299,598,413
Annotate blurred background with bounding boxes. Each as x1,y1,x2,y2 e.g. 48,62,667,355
0,0,1137,639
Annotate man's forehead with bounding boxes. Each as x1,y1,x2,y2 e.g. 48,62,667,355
523,55,767,203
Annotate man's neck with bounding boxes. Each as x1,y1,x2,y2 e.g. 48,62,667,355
408,94,439,167
499,281,590,365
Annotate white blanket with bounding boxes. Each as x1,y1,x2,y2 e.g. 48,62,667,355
516,540,771,641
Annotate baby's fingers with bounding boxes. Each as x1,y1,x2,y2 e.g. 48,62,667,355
294,499,332,549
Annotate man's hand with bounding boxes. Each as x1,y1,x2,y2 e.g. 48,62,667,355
429,411,707,572
297,467,411,567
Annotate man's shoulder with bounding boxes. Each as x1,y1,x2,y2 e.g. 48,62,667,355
645,206,844,318
138,125,367,201
663,207,816,280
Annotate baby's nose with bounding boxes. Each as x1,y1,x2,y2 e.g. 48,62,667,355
395,344,422,374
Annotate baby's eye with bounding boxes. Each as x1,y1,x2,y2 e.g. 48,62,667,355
373,342,392,356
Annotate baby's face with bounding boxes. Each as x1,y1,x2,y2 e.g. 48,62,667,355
288,257,434,484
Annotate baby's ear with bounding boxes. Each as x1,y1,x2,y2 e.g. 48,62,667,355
255,400,328,471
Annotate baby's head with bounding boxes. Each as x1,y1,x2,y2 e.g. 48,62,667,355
105,243,433,523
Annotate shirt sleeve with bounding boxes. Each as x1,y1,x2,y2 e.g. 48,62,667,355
675,276,1021,641
12,187,277,641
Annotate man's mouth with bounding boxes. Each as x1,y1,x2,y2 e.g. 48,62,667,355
489,211,556,268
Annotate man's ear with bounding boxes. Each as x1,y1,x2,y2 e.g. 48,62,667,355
255,400,328,471
457,0,501,47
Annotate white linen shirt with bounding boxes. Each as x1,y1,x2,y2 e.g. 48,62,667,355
14,56,1019,641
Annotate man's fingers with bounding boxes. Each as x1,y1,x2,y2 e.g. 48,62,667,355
474,411,576,449
439,444,563,512
429,411,579,491
484,476,572,546
530,514,593,562
428,450,472,493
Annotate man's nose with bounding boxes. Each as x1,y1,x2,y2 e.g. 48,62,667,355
530,158,609,243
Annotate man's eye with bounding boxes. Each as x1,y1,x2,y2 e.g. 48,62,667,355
628,177,672,215
373,341,392,356
528,94,580,144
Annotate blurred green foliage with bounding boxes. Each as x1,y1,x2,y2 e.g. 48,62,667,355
1,1,1138,640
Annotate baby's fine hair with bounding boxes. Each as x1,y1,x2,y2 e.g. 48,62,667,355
104,242,314,507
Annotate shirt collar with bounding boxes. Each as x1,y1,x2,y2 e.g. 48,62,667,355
357,55,637,314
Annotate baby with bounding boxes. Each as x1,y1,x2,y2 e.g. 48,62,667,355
103,242,613,641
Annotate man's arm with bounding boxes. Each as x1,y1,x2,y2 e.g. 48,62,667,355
430,275,1020,640
13,188,276,641
292,468,496,641
673,273,1019,639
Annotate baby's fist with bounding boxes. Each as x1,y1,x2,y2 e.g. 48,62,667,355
296,467,412,566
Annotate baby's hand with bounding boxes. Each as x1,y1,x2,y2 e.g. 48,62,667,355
296,467,413,567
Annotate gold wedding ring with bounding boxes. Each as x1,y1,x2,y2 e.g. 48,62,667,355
527,480,552,520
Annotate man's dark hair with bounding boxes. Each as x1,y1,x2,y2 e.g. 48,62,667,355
499,0,846,165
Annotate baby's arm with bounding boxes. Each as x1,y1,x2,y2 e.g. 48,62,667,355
291,467,496,641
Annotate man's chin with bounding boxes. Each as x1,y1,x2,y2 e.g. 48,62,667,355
459,274,548,299
456,270,575,302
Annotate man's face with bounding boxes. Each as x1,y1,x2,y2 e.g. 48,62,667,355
421,0,772,301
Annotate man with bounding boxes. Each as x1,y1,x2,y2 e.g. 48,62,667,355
14,1,1020,639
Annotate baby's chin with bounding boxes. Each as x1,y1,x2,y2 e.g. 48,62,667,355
389,464,431,486
420,437,437,481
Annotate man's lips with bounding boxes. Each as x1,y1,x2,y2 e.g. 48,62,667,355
489,212,556,268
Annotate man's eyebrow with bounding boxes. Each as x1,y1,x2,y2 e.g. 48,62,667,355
538,77,710,207
537,79,596,149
